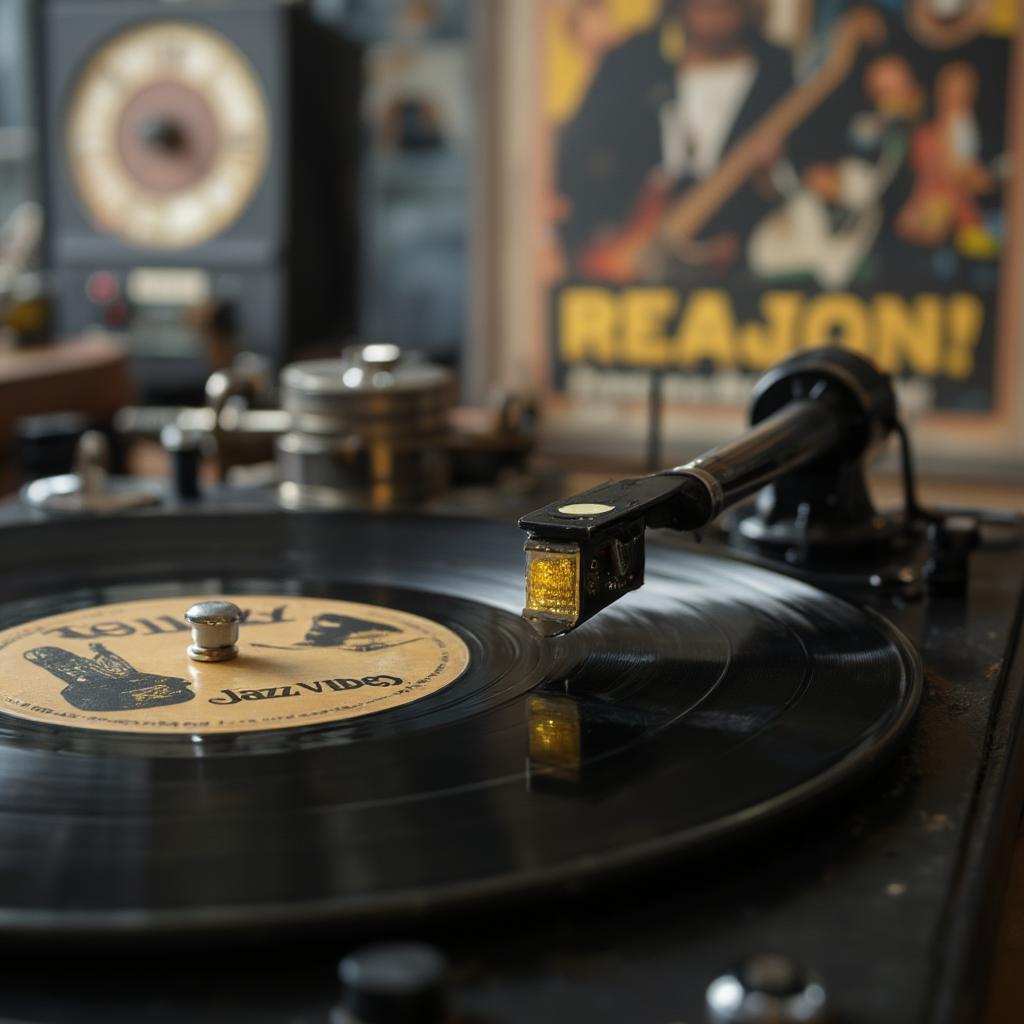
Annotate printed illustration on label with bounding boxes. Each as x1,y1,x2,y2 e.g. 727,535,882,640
0,595,469,734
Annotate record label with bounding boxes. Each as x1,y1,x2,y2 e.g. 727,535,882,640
0,595,469,735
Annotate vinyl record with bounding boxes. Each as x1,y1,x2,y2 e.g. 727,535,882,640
0,511,921,934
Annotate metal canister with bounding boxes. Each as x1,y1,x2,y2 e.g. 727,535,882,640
275,344,457,510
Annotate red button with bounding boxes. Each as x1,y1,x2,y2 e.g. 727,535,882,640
85,271,120,305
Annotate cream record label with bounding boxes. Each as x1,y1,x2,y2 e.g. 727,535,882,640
0,595,469,735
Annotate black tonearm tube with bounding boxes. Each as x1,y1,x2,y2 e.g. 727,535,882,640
519,348,899,636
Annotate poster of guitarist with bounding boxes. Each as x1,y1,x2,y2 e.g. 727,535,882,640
557,0,794,279
541,0,1018,428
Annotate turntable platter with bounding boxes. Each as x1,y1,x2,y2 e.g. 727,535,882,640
0,512,921,935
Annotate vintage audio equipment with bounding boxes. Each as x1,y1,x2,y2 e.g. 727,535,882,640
40,0,359,400
0,349,1020,1024
97,342,534,514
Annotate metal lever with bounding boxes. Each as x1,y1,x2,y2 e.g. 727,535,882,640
518,347,897,636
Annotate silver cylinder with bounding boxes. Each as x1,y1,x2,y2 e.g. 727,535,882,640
275,345,456,511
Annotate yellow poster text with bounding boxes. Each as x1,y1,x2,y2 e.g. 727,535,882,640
558,287,985,380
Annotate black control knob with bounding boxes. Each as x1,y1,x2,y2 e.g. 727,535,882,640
14,412,90,483
706,953,830,1023
160,423,202,501
336,942,447,1024
924,515,981,597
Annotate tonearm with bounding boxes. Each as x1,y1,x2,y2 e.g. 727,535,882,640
519,348,908,636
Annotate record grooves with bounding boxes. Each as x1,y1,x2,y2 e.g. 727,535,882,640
0,511,921,936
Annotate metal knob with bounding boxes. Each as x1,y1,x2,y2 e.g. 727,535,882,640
185,601,242,663
338,342,404,390
74,430,112,499
335,942,447,1024
355,342,402,369
706,953,830,1023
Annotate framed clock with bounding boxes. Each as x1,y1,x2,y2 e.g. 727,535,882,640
64,19,272,252
41,0,360,400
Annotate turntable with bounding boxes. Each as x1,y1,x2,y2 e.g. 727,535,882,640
0,348,1020,1024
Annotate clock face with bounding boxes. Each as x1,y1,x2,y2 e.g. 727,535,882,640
65,21,271,250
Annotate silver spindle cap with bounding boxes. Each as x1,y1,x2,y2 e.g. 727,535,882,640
185,600,242,662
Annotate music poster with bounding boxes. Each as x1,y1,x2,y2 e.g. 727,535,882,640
535,0,1020,454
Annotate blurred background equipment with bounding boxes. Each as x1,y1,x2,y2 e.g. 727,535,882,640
275,342,458,510
0,200,45,344
40,0,360,401
0,332,135,494
106,342,536,513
